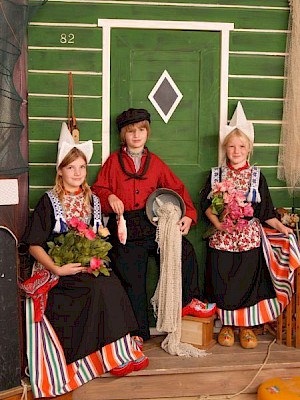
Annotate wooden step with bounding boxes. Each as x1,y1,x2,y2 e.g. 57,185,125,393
73,335,300,400
0,383,72,400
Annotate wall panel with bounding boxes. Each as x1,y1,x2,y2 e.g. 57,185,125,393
28,0,292,210
28,73,102,96
28,49,102,71
28,97,101,119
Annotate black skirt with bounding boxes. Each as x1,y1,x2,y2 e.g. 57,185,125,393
205,245,276,310
45,271,138,364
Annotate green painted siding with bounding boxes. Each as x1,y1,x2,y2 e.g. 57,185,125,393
28,0,290,206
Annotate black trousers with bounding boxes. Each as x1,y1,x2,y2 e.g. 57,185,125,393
107,210,202,340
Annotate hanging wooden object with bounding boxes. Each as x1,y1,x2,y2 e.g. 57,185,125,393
68,72,80,143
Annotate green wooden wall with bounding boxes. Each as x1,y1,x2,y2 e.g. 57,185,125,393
28,0,291,209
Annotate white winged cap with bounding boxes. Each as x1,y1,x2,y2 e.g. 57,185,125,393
56,122,93,169
220,101,254,145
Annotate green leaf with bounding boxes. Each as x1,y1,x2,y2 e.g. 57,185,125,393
100,267,110,276
211,195,224,215
55,234,66,244
77,256,91,266
52,255,63,266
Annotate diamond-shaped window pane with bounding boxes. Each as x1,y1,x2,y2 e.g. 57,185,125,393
148,70,183,123
153,78,178,115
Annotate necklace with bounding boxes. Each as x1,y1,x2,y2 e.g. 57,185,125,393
118,147,151,180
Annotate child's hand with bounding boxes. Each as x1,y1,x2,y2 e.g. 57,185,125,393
215,221,224,231
279,225,294,236
178,216,192,235
108,194,124,215
57,263,87,276
265,217,294,237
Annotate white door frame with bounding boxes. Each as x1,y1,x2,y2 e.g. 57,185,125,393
98,18,234,163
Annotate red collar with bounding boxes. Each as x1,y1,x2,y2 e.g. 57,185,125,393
227,161,249,171
64,187,83,195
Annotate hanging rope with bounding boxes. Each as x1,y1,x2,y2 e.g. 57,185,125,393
197,338,276,400
68,72,80,143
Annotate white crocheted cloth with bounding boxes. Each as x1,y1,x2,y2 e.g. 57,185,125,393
151,202,207,357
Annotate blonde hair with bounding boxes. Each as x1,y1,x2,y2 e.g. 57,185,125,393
222,128,253,164
119,120,150,145
53,147,92,210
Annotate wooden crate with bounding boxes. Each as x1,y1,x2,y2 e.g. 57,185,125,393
181,315,216,350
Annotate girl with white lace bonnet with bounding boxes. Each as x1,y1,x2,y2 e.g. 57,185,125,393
200,102,295,349
21,123,149,398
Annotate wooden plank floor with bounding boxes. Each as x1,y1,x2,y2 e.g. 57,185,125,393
137,396,257,400
73,334,300,400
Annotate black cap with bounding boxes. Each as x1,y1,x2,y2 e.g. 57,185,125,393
116,108,151,132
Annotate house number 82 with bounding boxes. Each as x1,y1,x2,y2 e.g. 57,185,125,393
60,33,75,44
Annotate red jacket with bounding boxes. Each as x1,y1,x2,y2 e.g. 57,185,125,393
91,147,197,224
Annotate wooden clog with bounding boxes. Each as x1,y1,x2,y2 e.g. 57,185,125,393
239,328,257,349
218,326,235,347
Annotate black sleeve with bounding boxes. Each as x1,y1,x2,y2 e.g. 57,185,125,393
253,173,276,222
22,193,55,247
199,171,213,213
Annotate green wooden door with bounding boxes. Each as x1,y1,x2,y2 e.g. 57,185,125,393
110,28,221,299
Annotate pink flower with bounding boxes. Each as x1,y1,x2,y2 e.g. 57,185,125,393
221,217,235,233
223,192,230,204
209,179,255,234
213,180,235,195
222,180,235,193
84,229,96,240
233,192,246,206
228,203,244,220
89,257,102,271
243,203,254,217
69,216,80,228
235,219,249,231
77,220,88,232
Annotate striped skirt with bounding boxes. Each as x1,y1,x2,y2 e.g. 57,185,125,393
219,228,300,327
26,299,144,398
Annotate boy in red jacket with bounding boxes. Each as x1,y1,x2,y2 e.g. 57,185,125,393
92,108,203,341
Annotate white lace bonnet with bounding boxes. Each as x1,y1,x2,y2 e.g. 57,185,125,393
56,122,93,169
219,101,254,163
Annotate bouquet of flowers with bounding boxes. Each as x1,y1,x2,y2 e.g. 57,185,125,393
203,179,254,238
47,217,112,277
